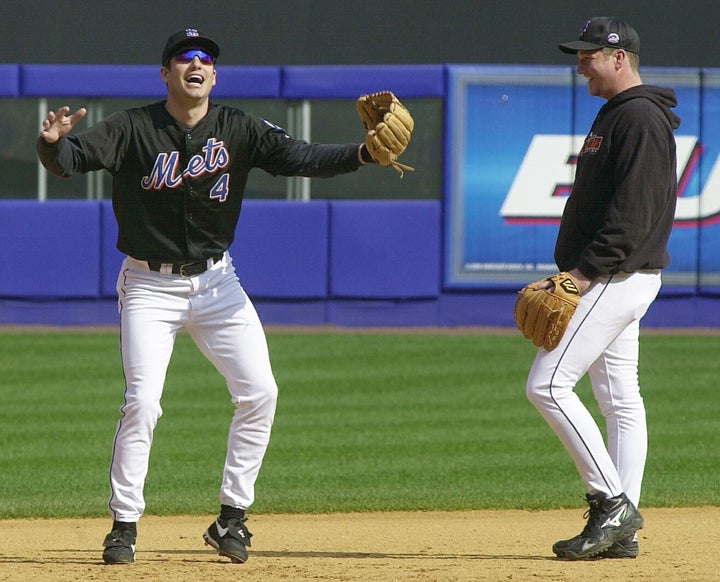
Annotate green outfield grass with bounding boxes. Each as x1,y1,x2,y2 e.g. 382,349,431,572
0,329,717,519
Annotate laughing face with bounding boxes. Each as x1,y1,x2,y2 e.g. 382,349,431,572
575,49,619,100
161,49,217,105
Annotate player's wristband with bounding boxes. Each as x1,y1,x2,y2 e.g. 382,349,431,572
358,144,375,164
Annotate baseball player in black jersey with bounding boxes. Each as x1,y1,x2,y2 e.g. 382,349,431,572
37,28,409,565
524,18,680,560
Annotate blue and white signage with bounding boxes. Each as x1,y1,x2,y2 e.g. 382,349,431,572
444,64,720,293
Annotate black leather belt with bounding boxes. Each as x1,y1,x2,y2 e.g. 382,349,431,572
147,254,223,277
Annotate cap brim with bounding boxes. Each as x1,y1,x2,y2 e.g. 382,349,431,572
559,40,604,54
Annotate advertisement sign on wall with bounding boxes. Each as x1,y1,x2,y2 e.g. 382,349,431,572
444,64,719,293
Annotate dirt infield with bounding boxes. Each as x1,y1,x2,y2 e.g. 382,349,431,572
1,508,717,581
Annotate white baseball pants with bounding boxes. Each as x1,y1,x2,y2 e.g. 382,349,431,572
526,270,662,507
109,253,278,522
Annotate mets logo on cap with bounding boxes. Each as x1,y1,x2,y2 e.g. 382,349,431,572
607,33,620,45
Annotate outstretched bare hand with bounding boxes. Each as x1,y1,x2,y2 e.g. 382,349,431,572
40,106,87,143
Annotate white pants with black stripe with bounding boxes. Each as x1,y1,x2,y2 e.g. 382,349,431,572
109,253,278,522
526,270,662,507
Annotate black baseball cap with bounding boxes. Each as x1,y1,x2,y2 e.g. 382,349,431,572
162,28,220,66
559,17,640,55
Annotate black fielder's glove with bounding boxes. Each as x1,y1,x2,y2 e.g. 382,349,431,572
356,91,415,177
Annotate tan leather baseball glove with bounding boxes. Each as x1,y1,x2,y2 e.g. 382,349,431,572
514,272,582,350
356,91,415,177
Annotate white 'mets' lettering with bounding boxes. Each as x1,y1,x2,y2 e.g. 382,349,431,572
141,138,230,190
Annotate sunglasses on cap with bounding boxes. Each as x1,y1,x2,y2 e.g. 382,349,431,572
173,49,215,65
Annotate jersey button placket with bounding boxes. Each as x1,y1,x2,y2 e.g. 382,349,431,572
184,130,196,252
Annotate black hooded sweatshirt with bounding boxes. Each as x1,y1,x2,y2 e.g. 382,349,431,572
554,84,681,279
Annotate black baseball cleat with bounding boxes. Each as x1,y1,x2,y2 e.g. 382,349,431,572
552,493,643,560
597,534,640,559
102,528,136,564
203,516,253,563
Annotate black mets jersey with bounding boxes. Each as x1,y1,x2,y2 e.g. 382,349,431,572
37,101,363,262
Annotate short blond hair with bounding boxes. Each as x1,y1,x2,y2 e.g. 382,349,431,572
602,47,640,71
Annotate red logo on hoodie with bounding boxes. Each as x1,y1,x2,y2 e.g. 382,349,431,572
579,132,604,155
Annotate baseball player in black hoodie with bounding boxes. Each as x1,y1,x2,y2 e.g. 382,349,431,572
524,17,681,560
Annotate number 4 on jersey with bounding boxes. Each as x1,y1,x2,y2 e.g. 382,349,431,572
210,173,230,203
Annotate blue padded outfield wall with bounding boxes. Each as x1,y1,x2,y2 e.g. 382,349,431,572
1,63,720,327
